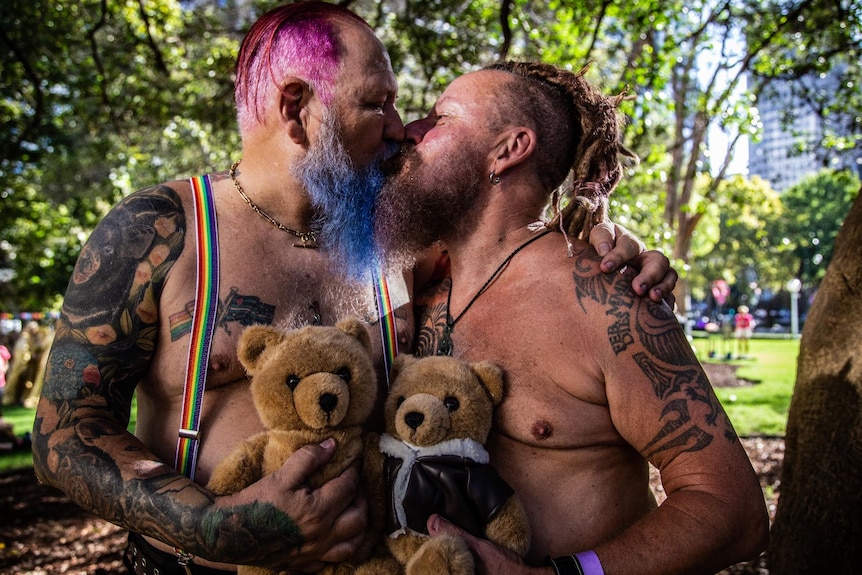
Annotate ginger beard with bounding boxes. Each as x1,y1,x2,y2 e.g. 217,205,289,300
374,144,484,269
292,109,384,281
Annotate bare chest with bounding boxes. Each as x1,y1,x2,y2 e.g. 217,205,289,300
417,278,617,450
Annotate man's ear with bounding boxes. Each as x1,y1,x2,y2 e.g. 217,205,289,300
491,126,536,176
279,78,314,145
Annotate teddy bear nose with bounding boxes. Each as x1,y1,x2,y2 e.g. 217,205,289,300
404,411,425,430
319,393,338,413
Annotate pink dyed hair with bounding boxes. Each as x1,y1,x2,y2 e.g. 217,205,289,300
234,2,370,133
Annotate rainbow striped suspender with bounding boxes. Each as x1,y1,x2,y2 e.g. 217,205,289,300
373,265,399,388
175,174,220,480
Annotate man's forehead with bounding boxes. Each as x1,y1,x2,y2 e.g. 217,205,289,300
337,26,395,83
437,71,504,109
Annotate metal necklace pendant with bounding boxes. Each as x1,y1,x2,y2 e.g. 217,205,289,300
437,229,551,355
437,318,455,356
435,229,552,358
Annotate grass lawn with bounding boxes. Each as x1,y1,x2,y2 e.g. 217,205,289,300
1,404,39,471
691,335,800,437
0,398,138,473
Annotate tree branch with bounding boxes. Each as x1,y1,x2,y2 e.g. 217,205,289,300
499,0,513,60
135,0,169,75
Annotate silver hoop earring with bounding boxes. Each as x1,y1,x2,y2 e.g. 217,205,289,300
490,171,501,185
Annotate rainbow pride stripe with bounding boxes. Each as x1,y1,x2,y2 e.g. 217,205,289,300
373,266,399,387
175,174,220,480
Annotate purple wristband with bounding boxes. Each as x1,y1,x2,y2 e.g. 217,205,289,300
546,551,604,575
575,550,604,575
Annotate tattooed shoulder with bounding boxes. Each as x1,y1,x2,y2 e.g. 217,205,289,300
47,184,187,400
569,249,737,455
63,184,186,327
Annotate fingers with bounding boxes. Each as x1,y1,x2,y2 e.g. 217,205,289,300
588,221,617,259
279,450,365,555
630,250,677,303
590,223,646,274
315,493,367,563
271,438,337,487
224,440,365,569
586,220,677,303
427,515,527,575
428,513,471,540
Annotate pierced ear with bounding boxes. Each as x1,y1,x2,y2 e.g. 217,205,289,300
491,127,536,177
279,78,314,144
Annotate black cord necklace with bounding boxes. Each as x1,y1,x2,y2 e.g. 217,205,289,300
436,229,552,356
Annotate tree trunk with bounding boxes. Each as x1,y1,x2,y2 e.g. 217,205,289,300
768,186,862,574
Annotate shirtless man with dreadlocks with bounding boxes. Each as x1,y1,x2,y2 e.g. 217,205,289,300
374,62,769,574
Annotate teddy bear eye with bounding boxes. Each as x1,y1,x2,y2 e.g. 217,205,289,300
286,375,301,390
444,396,460,412
335,367,352,383
396,396,406,407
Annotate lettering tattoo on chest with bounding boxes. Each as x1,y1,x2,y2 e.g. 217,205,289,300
572,252,736,457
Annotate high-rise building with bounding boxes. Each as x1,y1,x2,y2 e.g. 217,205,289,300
748,70,861,192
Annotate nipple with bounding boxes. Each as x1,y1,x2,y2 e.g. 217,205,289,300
531,419,554,440
209,354,230,372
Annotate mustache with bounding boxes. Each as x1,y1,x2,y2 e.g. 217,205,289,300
380,143,417,179
382,140,403,162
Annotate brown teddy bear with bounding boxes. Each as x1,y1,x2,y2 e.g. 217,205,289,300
356,354,531,575
207,317,379,575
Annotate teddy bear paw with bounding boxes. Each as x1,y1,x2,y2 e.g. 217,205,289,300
405,534,473,575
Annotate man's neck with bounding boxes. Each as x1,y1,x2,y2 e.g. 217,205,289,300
229,154,316,230
445,218,546,311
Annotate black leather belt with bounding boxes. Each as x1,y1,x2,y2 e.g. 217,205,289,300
123,532,235,575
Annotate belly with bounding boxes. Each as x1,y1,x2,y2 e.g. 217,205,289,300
134,380,264,485
488,432,656,563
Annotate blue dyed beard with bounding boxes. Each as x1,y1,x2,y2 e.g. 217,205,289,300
293,113,384,281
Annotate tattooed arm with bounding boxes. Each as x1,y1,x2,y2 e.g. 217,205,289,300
578,256,769,574
31,184,364,570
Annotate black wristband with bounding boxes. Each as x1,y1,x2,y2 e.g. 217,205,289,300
546,554,585,575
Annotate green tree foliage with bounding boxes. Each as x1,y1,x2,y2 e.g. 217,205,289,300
1,0,240,311
689,175,788,300
770,169,861,287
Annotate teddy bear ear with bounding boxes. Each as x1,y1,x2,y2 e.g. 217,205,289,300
336,316,372,353
470,361,505,406
390,353,416,381
237,325,284,373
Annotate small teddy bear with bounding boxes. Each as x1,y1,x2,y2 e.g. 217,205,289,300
207,317,379,575
356,354,531,575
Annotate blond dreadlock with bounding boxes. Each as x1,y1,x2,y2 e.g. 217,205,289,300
485,61,637,254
